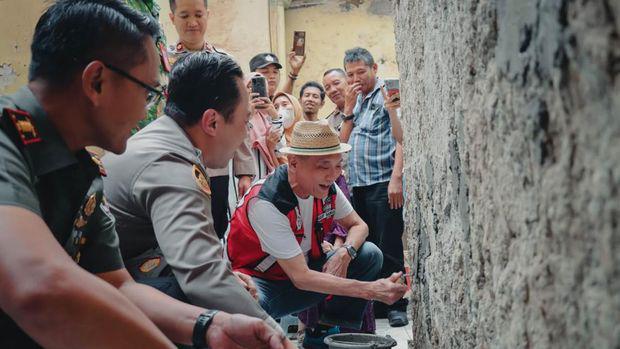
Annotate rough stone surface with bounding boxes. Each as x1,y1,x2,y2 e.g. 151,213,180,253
393,0,620,348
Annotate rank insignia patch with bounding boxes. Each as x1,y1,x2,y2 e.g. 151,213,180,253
192,164,211,196
84,194,97,217
88,151,107,177
4,108,42,145
139,257,161,273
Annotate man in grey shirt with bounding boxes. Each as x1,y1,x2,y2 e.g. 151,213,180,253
102,52,274,326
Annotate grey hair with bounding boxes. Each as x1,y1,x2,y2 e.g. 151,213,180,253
343,47,374,67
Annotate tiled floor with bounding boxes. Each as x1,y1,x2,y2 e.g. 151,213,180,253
290,317,412,348
374,318,412,349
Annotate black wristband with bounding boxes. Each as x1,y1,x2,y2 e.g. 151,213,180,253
192,310,219,349
342,113,355,121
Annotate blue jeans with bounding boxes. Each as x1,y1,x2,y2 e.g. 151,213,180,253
252,242,383,330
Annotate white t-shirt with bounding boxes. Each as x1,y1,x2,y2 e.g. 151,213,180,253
247,185,354,260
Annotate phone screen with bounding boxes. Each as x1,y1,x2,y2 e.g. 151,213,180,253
251,76,268,98
293,31,306,56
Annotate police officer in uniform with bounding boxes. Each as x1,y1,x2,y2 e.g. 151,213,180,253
102,51,279,328
0,1,291,348
166,0,256,238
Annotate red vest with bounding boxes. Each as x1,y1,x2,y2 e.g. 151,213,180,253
227,166,337,281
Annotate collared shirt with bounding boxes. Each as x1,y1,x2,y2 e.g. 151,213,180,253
326,107,350,178
166,41,254,178
0,87,123,348
326,107,345,132
102,115,269,321
347,78,396,187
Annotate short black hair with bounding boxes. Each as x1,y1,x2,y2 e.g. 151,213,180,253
299,81,326,102
169,0,208,13
164,52,244,126
323,68,346,78
29,0,160,86
343,47,375,67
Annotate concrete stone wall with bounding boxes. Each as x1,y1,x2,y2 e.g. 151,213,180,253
393,0,620,348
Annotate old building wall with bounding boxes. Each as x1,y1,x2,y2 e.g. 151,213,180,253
0,1,46,94
393,0,620,348
157,0,273,71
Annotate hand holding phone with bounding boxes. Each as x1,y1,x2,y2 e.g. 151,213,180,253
384,78,400,99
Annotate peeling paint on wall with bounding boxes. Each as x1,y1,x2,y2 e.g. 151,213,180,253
0,64,18,92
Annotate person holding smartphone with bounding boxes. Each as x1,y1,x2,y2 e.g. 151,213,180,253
340,47,408,327
247,73,287,179
249,50,306,99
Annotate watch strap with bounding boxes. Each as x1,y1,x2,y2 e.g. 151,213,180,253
193,310,219,349
343,244,357,259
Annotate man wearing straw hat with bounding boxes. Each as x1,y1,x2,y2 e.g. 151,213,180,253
227,121,407,342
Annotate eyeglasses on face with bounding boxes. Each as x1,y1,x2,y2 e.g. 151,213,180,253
103,62,164,109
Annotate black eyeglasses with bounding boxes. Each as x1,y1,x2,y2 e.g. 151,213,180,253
103,62,164,109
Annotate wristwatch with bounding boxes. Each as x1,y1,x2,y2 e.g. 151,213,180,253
192,310,219,349
342,244,357,260
342,113,355,121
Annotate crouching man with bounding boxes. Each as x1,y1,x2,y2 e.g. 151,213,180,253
227,121,407,343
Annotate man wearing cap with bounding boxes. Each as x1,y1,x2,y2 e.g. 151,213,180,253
227,121,407,341
166,0,255,238
250,52,305,99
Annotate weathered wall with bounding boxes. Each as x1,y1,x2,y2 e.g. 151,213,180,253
394,0,620,348
0,0,46,94
0,1,274,95
157,0,273,72
285,0,399,115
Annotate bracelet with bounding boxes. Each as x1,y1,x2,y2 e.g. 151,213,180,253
192,310,219,349
288,72,298,80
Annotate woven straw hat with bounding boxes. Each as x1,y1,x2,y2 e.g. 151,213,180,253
280,120,352,156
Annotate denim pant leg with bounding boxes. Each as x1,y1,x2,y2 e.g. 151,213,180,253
252,277,327,320
320,241,383,330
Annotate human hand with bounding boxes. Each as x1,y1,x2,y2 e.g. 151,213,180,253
322,247,351,278
255,97,278,119
249,92,263,113
387,175,403,210
288,51,306,74
206,312,295,349
369,272,408,304
237,176,253,197
321,241,334,253
344,82,362,115
233,271,258,300
266,129,281,150
381,86,401,111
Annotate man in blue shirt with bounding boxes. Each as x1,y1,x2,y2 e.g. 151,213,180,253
340,47,407,327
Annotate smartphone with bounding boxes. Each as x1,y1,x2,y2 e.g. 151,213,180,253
293,31,306,56
384,78,400,98
251,76,268,98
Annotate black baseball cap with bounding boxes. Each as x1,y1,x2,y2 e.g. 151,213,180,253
249,53,283,72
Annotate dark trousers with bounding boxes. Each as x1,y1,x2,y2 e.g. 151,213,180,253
352,181,406,311
253,242,383,330
210,175,230,239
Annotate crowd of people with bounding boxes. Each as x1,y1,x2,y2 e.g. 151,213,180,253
0,1,407,348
